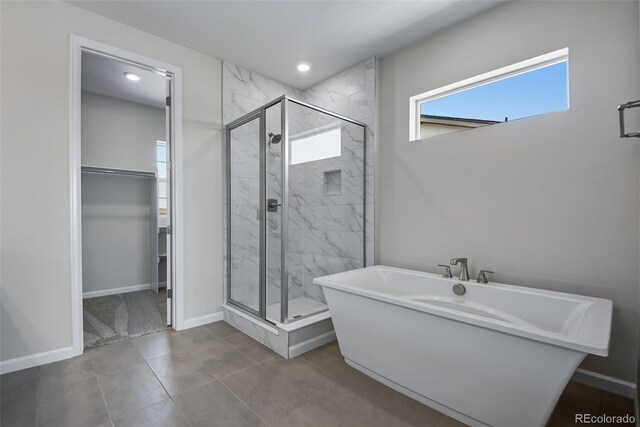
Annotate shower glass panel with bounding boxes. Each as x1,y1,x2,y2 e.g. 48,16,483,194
227,96,365,324
286,101,365,321
228,114,262,315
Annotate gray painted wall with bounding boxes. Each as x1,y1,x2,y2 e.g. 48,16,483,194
1,1,223,362
81,92,164,295
378,1,640,382
81,91,164,172
81,175,152,293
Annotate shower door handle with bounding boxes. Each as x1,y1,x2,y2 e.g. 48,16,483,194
267,199,281,212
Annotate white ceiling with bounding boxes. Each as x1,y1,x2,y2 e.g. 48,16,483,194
69,1,505,89
82,51,167,108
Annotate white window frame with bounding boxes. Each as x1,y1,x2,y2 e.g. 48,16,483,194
409,47,569,142
156,140,168,219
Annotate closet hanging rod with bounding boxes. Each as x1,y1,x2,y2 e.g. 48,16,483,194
81,166,156,179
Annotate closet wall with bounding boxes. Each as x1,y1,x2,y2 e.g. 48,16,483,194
81,91,164,296
82,92,164,171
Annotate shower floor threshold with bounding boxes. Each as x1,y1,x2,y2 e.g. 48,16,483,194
266,297,328,324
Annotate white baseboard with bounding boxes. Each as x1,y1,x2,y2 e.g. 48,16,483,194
289,330,336,358
83,284,150,299
572,368,637,399
178,311,223,331
0,346,77,375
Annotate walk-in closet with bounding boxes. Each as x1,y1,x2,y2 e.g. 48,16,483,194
80,51,172,349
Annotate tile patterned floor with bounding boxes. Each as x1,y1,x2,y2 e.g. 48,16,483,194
0,321,635,426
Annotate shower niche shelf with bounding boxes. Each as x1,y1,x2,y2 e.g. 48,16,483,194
323,169,342,196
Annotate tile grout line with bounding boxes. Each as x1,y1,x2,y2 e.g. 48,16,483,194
35,368,40,426
169,393,194,427
258,362,316,405
255,363,308,401
215,359,261,381
253,364,312,427
134,327,227,426
218,379,270,426
101,339,169,424
95,372,115,425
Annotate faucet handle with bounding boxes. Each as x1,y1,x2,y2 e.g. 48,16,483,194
476,270,494,284
438,264,453,279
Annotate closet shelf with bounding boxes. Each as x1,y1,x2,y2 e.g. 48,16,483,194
81,166,156,179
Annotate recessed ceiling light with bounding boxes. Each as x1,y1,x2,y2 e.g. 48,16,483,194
124,72,140,81
297,63,310,72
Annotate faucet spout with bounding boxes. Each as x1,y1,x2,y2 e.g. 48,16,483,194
450,258,469,281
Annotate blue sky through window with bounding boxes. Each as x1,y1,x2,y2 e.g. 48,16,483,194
420,61,568,123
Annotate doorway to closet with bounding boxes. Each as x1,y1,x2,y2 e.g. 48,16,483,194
79,49,174,349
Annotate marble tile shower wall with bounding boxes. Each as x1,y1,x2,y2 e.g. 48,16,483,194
223,58,375,310
297,59,375,302
224,63,304,308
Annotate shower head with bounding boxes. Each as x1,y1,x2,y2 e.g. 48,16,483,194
268,132,282,145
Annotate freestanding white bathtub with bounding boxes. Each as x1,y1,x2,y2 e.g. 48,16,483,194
315,266,612,427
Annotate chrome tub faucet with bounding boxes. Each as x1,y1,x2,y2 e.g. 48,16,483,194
450,258,469,281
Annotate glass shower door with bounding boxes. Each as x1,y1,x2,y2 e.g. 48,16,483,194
228,114,262,315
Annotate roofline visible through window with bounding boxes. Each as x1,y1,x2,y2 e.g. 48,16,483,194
408,47,569,142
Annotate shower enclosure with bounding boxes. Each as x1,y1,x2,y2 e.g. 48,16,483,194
226,96,366,325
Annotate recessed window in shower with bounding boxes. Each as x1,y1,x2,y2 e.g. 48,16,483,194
290,122,341,165
323,170,342,196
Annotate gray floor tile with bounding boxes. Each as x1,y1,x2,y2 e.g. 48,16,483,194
173,381,264,427
1,376,38,405
177,325,215,345
193,338,255,378
437,416,468,427
38,376,110,427
224,332,277,363
147,353,215,396
40,354,95,386
98,362,169,419
221,365,307,423
269,402,344,427
3,328,611,427
1,367,39,393
261,357,416,427
300,341,342,368
551,380,602,423
88,340,145,375
112,399,189,427
260,357,347,401
1,386,37,427
600,390,635,416
313,355,444,425
131,330,183,360
205,321,240,338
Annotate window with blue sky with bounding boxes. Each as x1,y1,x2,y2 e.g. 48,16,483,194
418,60,568,139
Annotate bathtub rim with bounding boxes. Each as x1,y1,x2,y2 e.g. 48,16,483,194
314,265,612,357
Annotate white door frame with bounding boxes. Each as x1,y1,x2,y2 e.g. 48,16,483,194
69,35,185,357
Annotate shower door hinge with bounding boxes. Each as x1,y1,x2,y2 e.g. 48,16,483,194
166,96,172,107
167,289,173,299
166,224,172,235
